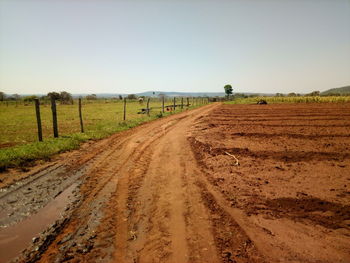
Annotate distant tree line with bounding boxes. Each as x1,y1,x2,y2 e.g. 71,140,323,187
0,91,74,104
222,83,350,101
0,91,152,104
275,91,325,97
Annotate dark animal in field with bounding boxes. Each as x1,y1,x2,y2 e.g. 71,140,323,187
257,100,268,105
137,108,150,114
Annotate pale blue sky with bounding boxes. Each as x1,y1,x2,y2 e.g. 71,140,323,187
0,0,349,94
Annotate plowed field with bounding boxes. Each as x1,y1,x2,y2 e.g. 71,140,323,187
0,103,349,263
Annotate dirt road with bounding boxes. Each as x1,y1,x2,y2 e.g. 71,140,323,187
1,103,349,263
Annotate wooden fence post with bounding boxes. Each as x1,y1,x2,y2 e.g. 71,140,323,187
123,98,126,121
173,97,176,112
147,98,150,116
162,96,165,113
50,97,59,138
181,97,184,109
78,98,84,133
187,97,189,107
34,99,43,142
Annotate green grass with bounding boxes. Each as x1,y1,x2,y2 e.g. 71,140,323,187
226,96,350,104
0,98,205,170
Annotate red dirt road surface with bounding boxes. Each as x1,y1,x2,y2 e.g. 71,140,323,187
0,103,349,263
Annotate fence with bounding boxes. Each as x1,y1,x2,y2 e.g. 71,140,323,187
0,97,210,145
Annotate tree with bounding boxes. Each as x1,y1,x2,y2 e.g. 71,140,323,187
12,94,21,100
86,94,97,100
47,92,60,100
23,95,38,102
308,91,320,96
0,92,6,101
224,84,233,98
127,94,137,100
60,91,73,104
118,95,123,100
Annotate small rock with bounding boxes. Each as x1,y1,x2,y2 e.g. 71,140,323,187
58,244,68,252
58,233,72,244
32,237,39,243
7,197,18,204
128,231,137,241
89,234,97,240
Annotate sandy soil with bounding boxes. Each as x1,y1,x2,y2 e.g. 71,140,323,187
0,103,349,263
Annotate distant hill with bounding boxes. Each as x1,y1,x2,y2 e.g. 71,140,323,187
321,85,350,95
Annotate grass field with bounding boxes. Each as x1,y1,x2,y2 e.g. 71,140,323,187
227,95,350,104
0,98,205,170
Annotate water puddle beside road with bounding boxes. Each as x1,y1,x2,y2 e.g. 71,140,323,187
0,183,77,263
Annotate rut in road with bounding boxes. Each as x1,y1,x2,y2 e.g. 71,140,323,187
28,104,265,263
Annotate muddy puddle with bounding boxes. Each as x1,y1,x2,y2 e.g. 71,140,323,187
0,183,77,263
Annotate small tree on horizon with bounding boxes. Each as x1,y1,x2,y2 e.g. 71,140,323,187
47,92,60,100
23,95,38,102
0,92,6,101
127,94,137,100
224,84,233,99
60,91,73,104
86,94,97,100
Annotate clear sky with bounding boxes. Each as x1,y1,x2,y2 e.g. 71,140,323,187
0,0,349,95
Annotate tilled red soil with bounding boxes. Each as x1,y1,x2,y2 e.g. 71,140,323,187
189,103,350,262
0,103,349,263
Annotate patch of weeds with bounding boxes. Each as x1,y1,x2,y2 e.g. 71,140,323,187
156,112,163,118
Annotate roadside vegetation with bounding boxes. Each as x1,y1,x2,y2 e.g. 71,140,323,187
226,95,350,104
0,95,207,170
221,84,350,104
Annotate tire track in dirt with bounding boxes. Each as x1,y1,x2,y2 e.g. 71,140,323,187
20,104,226,263
112,107,219,262
20,134,137,262
35,117,188,262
